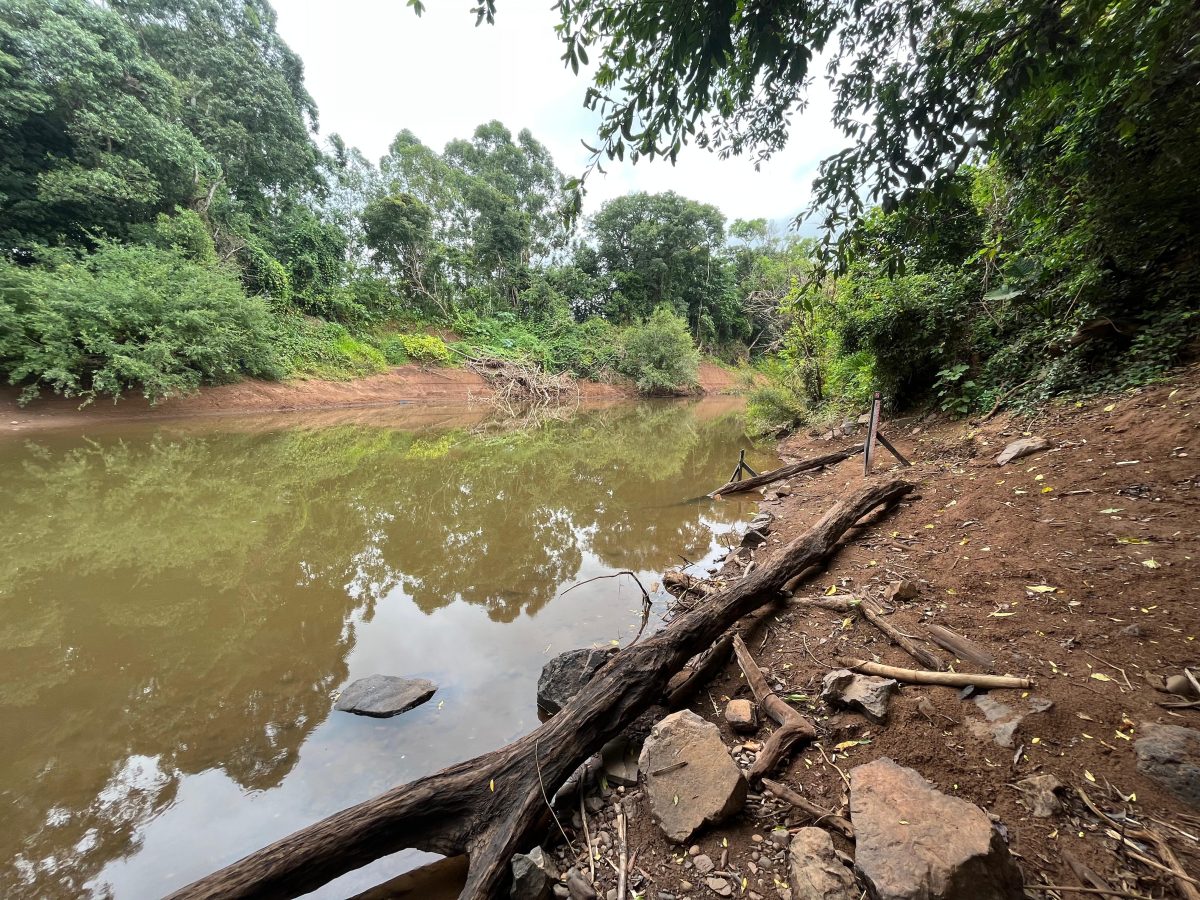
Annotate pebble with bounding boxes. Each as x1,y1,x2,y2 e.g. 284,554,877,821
680,881,693,891
769,828,791,848
751,833,764,843
688,845,701,857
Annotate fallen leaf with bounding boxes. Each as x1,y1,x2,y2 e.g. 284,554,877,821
834,739,872,751
1090,673,1112,682
1103,403,1115,412
989,611,1017,617
1143,559,1160,569
1118,537,1147,544
1085,770,1096,783
1100,508,1123,514
1026,585,1058,593
489,779,495,792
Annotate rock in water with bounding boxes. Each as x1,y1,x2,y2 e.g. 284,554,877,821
851,757,1023,900
334,674,437,718
638,709,747,842
995,436,1051,466
511,847,558,900
1135,723,1200,808
821,670,898,724
788,827,857,900
537,647,614,716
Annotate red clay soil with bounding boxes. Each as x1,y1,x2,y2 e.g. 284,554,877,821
2,360,743,434
559,370,1200,900
0,365,636,434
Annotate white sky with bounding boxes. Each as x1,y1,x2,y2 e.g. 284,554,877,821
272,0,844,227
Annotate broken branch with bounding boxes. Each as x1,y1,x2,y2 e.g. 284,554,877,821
841,659,1032,689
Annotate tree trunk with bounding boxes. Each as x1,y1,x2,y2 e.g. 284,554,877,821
170,478,913,900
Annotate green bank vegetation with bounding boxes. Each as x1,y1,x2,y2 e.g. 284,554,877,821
1,0,1195,416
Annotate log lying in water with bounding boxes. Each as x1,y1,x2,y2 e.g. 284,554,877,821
710,445,863,496
170,478,914,900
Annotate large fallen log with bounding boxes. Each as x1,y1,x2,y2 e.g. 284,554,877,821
710,445,863,496
171,478,913,900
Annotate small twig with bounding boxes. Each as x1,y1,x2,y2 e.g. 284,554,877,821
817,743,851,790
535,737,576,855
616,803,628,900
649,761,688,777
1026,887,1150,899
580,790,595,885
561,571,654,647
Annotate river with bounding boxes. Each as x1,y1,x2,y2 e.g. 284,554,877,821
0,398,774,898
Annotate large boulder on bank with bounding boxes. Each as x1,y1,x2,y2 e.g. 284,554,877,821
537,647,614,716
850,757,1023,900
788,827,857,900
1135,722,1200,808
638,709,747,842
334,674,437,718
995,436,1051,466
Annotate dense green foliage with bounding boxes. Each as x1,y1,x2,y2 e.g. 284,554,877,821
1,0,1192,407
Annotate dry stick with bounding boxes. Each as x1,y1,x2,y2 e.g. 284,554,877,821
615,804,628,900
711,446,863,497
1027,888,1151,899
761,777,854,840
732,633,817,784
856,598,944,671
841,658,1032,689
1061,848,1122,900
1144,829,1200,900
171,479,913,900
925,623,995,671
1077,788,1200,890
579,791,595,885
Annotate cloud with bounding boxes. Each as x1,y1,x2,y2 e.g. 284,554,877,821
273,0,844,225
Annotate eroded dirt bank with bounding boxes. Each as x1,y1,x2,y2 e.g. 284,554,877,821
1,361,743,434
534,371,1198,900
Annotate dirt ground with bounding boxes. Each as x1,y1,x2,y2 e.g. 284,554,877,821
0,361,743,434
560,370,1199,900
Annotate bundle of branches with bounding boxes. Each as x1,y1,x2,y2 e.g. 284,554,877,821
465,356,578,415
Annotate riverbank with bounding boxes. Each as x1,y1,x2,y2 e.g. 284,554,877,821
522,370,1199,900
0,361,746,435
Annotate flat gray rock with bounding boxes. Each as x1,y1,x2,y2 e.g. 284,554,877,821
789,827,857,900
1136,722,1200,808
335,674,437,718
995,436,1051,466
639,709,747,842
821,669,898,724
851,757,1023,900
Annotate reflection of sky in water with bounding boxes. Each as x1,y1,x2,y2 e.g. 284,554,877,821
0,399,772,898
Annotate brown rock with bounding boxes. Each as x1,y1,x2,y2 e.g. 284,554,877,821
638,709,748,842
726,698,759,733
1015,774,1065,818
1135,722,1200,808
850,757,1023,900
788,827,857,900
884,580,919,603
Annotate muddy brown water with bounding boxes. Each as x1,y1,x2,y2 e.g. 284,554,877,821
0,398,774,899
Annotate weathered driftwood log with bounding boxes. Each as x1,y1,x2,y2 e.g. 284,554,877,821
710,446,863,496
925,623,995,671
732,634,816,783
171,479,913,900
856,598,944,671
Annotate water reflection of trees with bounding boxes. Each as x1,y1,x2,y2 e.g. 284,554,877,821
0,400,761,897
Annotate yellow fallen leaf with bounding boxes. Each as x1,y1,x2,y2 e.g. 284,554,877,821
841,617,854,630
826,584,838,596
1085,770,1096,782
1042,486,1054,493
1118,536,1147,544
489,779,495,792
1103,403,1115,412
1115,731,1131,741
835,739,870,751
1026,585,1057,593
989,611,1016,617
1143,559,1160,569
1090,672,1112,681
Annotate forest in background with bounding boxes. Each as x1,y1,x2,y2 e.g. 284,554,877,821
1,0,1195,423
